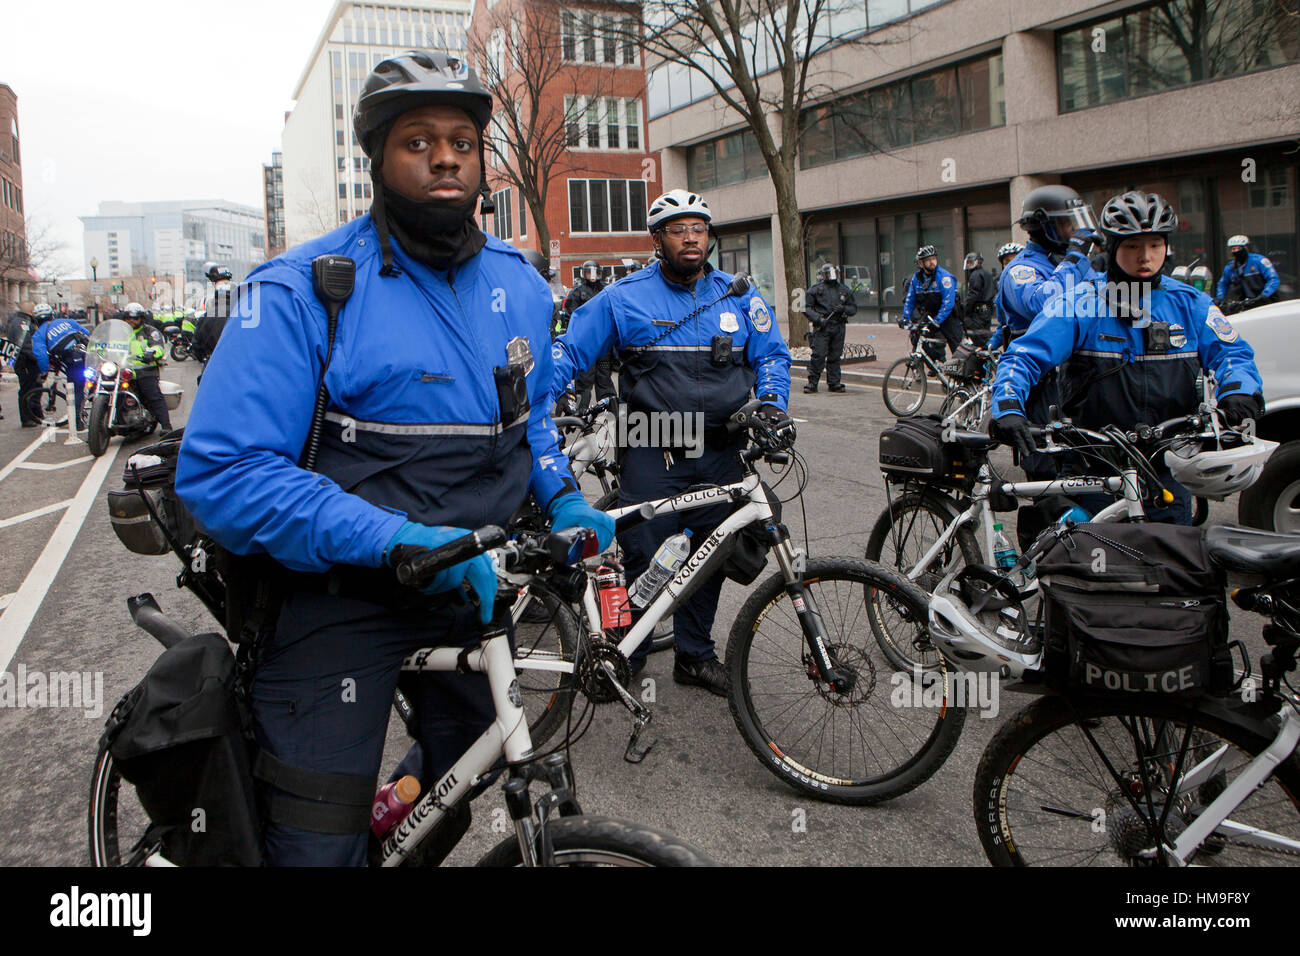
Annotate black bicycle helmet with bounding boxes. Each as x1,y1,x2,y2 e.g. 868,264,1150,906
353,51,493,157
1098,191,1179,243
916,244,937,262
522,248,552,280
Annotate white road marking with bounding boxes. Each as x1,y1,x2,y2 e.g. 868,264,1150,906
14,456,94,472
0,500,75,529
0,444,121,673
0,428,57,484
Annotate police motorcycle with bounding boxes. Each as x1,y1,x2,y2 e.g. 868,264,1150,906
162,312,198,362
83,319,184,457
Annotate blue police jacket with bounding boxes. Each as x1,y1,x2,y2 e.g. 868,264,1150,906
902,267,957,327
1216,253,1280,300
33,318,89,373
176,215,578,574
992,275,1263,433
551,260,791,428
989,241,1095,350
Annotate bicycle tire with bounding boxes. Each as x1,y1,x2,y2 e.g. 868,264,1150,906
475,814,716,866
88,739,157,867
940,387,985,431
594,488,673,654
882,356,928,417
865,488,980,671
727,557,966,805
974,693,1300,867
512,585,580,748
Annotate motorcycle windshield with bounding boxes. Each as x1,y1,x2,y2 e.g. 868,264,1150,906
87,320,133,368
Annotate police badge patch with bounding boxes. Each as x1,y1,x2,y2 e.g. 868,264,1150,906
507,336,535,374
1009,264,1037,284
748,296,772,332
1169,323,1187,348
719,311,739,333
1206,306,1238,343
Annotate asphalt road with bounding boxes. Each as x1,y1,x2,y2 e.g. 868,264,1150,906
0,362,1268,866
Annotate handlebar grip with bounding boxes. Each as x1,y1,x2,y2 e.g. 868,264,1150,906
393,525,507,588
614,502,656,535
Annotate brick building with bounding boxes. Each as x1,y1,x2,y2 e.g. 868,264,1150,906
468,0,661,288
0,84,35,310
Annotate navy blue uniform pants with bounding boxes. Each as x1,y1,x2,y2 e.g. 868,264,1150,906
618,443,743,667
252,593,493,866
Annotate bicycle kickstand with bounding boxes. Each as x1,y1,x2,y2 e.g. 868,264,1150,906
596,659,657,763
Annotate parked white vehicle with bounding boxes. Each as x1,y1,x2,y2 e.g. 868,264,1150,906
1232,299,1300,532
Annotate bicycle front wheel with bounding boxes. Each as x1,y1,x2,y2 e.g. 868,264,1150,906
476,815,716,866
512,585,580,748
882,357,928,417
727,557,966,805
974,694,1300,867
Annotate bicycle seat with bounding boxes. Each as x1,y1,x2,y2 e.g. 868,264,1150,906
1204,524,1300,578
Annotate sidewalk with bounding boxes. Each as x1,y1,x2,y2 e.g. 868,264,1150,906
778,319,915,383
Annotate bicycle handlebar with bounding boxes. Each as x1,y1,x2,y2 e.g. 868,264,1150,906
392,526,508,588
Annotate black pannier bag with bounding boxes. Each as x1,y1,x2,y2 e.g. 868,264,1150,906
103,633,262,866
106,433,197,555
879,415,979,488
722,481,784,585
1035,523,1232,696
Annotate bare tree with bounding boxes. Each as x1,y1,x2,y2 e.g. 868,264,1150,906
471,0,620,253
622,0,903,343
0,215,68,284
291,168,339,246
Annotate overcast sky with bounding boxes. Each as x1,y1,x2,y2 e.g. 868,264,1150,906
2,0,337,277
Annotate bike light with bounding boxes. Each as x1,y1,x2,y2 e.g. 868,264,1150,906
83,369,96,381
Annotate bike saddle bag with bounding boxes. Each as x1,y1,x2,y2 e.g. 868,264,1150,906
103,632,263,866
106,432,197,555
722,482,783,585
879,415,979,489
1036,523,1232,696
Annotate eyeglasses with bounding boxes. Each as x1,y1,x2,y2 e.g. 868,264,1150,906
662,223,709,237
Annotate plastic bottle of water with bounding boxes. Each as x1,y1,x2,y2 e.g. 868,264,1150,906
629,529,693,608
991,522,1018,572
371,775,420,839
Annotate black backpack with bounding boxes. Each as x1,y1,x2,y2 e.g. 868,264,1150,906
1036,523,1234,696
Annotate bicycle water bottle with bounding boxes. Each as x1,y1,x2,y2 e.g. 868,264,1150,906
596,565,632,629
991,523,1018,572
1056,506,1090,527
629,530,693,608
371,775,420,839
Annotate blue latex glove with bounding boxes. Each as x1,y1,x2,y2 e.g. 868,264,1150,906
547,494,615,552
384,522,497,624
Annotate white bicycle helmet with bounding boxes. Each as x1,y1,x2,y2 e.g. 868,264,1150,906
996,242,1024,260
1226,234,1250,249
647,189,711,232
1164,433,1278,500
33,303,53,318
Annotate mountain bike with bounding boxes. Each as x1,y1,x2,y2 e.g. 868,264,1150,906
968,522,1300,866
881,318,963,417
88,526,716,867
552,402,964,802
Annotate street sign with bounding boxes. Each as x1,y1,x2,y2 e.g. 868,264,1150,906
90,282,104,295
111,282,123,293
110,294,119,305
549,240,560,254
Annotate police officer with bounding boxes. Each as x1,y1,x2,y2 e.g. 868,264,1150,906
995,242,1024,274
4,306,44,427
32,309,90,428
176,50,612,866
551,188,793,694
562,261,616,410
960,252,996,348
803,263,856,393
990,191,1264,525
121,302,173,432
1215,235,1280,310
988,187,1100,481
901,245,961,354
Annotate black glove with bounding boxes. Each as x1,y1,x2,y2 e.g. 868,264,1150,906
1243,296,1264,310
1064,229,1100,261
756,403,796,449
989,414,1036,459
1218,393,1262,427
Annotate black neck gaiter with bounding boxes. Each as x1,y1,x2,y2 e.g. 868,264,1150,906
381,184,485,272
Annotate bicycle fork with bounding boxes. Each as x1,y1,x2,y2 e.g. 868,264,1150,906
771,528,855,694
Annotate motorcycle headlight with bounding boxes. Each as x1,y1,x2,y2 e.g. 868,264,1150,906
99,362,118,378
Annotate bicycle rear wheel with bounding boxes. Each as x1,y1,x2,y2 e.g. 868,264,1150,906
476,815,716,866
882,357,928,417
88,739,160,867
728,557,966,804
974,694,1300,866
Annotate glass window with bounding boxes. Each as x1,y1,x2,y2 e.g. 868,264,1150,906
561,11,576,60
625,99,640,150
911,68,959,143
587,181,609,232
869,81,912,150
647,66,669,117
336,130,345,145
919,208,959,271
800,104,836,169
606,98,621,148
965,201,1013,277
519,193,527,236
1219,163,1296,293
831,91,872,161
584,97,599,148
582,13,596,61
569,179,588,232
610,181,628,232
867,0,908,27
828,0,868,40
668,61,691,111
339,183,347,199
841,217,877,310
622,17,637,64
1057,16,1127,110
715,132,745,186
1126,5,1194,94
743,130,765,180
629,180,648,231
957,56,995,131
564,95,579,147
